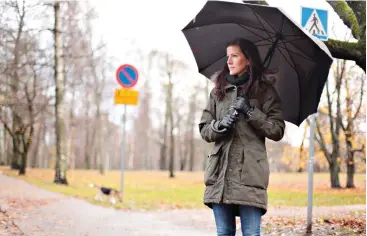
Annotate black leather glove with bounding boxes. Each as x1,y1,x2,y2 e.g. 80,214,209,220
218,114,237,130
234,96,253,117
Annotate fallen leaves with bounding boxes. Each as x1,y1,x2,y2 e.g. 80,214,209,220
0,211,24,235
262,214,366,236
322,217,366,235
6,198,59,211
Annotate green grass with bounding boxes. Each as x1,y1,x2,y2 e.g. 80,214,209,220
268,189,365,207
0,167,365,210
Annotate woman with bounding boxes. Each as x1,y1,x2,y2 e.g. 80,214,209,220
199,38,285,236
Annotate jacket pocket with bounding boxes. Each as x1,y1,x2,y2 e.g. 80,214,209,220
204,144,221,186
240,147,269,189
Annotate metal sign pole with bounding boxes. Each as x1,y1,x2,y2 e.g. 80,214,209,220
120,104,127,193
306,115,316,233
115,63,139,196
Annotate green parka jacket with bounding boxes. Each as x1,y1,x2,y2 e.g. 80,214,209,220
199,82,285,215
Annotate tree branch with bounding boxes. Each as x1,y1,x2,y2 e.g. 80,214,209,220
325,72,336,143
327,0,361,39
315,117,332,164
352,73,365,121
325,39,365,71
315,117,331,163
2,121,15,139
346,1,366,32
352,144,365,155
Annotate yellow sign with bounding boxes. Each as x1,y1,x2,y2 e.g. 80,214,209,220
114,89,139,105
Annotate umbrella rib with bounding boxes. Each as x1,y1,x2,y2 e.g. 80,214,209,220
256,42,277,47
256,36,306,46
245,13,314,63
237,24,273,42
277,42,300,80
256,37,314,62
279,37,307,43
281,41,302,77
253,36,277,44
275,44,297,72
282,33,309,37
238,23,275,34
281,41,304,125
279,14,285,33
273,44,313,62
250,7,277,41
257,42,310,61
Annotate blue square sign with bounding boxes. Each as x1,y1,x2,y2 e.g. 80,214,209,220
301,7,328,41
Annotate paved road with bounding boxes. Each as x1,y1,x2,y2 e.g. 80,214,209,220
0,173,365,236
0,173,216,236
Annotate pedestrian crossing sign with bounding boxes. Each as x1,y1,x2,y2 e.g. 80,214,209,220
301,7,328,41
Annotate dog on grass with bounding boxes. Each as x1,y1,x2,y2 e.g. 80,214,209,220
89,184,123,205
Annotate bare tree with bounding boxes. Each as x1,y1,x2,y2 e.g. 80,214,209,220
53,1,68,184
150,51,188,177
315,60,345,188
62,0,85,170
0,1,52,175
185,84,202,172
131,50,154,170
341,66,365,188
0,0,27,170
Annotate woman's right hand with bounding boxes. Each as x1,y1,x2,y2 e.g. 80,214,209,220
218,114,238,130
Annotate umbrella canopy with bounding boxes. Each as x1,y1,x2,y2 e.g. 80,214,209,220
182,0,333,126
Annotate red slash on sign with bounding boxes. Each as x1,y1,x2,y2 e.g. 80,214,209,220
116,64,139,89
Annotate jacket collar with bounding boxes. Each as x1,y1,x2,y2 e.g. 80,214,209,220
225,84,237,91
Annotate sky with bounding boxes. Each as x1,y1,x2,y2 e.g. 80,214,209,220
88,0,356,147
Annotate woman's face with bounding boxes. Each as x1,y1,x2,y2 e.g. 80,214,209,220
226,45,249,76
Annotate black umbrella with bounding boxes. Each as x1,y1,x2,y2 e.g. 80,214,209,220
181,0,333,126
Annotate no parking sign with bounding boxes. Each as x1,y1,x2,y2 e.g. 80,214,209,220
114,64,140,193
116,64,139,88
114,64,139,105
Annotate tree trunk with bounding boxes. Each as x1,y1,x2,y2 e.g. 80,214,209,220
68,87,76,169
31,124,42,168
169,131,174,178
159,93,169,170
40,123,47,168
11,127,20,169
18,124,33,175
159,143,167,170
329,159,341,188
53,1,68,185
188,132,195,171
98,117,104,174
19,151,27,175
84,101,91,169
345,137,355,188
168,76,175,178
178,119,186,171
0,124,6,165
10,7,25,170
188,97,196,172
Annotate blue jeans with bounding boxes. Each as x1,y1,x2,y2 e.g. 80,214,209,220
212,203,262,236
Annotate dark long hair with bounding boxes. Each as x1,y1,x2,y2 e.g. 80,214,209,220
214,38,277,101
